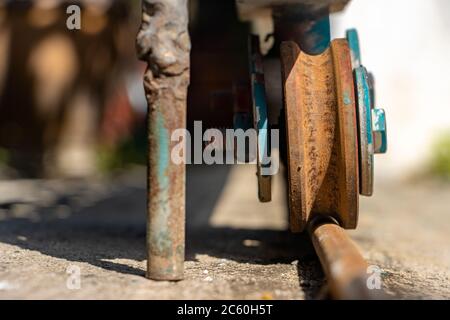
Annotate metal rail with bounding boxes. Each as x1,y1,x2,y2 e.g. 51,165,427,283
308,217,383,299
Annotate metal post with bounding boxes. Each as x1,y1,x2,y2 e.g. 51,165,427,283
137,0,190,280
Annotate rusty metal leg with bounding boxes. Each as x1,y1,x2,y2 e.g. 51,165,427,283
137,0,190,281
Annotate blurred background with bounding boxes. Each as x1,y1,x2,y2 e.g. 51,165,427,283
331,0,450,181
0,0,449,181
0,0,147,178
0,0,448,299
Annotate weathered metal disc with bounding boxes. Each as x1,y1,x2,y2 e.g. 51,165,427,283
280,39,359,232
249,36,271,202
354,66,374,196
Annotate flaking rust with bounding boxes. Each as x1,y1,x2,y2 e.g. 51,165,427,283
137,0,190,280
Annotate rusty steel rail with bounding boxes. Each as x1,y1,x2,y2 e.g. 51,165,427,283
308,217,383,299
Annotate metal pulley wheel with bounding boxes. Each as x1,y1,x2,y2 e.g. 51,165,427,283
244,30,387,233
279,30,387,232
281,39,359,232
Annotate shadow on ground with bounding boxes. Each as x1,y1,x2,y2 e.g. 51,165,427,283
0,165,323,298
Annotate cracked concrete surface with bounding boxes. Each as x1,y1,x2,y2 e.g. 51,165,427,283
0,165,449,299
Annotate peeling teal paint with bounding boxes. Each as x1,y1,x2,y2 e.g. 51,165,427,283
356,67,373,145
372,108,387,153
346,28,361,69
150,111,172,256
362,71,373,146
254,81,270,171
307,16,331,55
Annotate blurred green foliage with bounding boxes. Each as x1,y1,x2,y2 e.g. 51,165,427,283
97,126,147,173
0,148,9,166
429,132,450,180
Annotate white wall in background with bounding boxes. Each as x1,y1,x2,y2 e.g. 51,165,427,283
331,0,450,180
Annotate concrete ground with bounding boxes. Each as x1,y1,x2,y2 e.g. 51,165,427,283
0,165,449,299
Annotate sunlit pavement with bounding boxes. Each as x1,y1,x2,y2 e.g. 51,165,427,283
0,165,448,299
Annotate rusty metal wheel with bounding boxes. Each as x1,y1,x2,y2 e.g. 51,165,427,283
280,39,359,232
